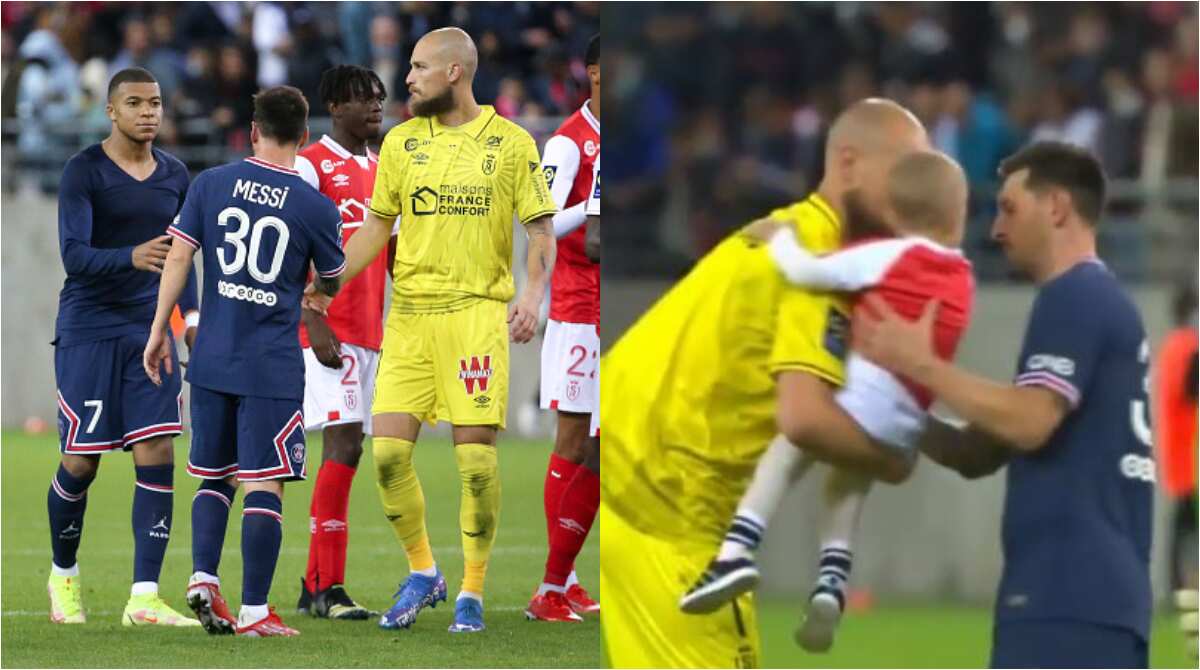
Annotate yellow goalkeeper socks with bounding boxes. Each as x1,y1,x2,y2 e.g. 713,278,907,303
455,443,500,595
373,437,435,573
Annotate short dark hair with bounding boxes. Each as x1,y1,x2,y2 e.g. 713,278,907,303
585,34,598,67
253,85,309,144
107,67,158,101
318,64,387,107
998,141,1107,225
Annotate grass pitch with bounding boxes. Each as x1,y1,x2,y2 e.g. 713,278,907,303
1,431,600,668
757,599,1195,668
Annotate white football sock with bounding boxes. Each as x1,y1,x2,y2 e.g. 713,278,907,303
717,434,813,561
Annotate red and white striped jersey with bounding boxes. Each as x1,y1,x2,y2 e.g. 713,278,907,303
542,101,600,325
770,233,975,408
295,135,389,352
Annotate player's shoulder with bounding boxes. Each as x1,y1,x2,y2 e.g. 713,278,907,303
1035,260,1140,329
552,106,595,139
61,143,105,178
381,117,429,146
151,146,188,177
488,112,537,146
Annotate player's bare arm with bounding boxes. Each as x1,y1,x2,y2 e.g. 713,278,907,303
776,371,915,484
302,308,342,369
303,210,388,313
856,295,1068,452
918,416,1011,479
143,239,197,386
509,215,556,343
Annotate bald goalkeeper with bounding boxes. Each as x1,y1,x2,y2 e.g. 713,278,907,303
313,27,557,634
600,99,930,667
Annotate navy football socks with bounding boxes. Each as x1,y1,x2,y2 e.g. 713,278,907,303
47,464,94,570
132,464,174,584
192,479,237,577
241,490,283,607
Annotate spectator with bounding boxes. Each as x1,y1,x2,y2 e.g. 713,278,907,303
286,9,339,108
251,1,289,88
14,3,80,191
109,14,184,106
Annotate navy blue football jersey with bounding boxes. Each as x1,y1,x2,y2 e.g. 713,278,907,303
168,157,344,401
55,144,198,346
998,260,1153,640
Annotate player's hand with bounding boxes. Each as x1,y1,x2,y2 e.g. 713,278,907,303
132,235,172,273
740,218,784,245
143,327,173,386
508,291,540,344
302,282,334,315
854,294,939,380
303,309,343,369
184,326,197,352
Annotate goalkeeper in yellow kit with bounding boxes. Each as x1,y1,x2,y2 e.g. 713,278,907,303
601,99,928,667
309,27,556,634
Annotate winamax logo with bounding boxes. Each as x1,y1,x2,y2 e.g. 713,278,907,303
458,356,494,395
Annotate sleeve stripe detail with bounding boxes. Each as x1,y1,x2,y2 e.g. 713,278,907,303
521,209,558,225
167,226,199,249
368,206,400,220
317,260,346,278
1015,371,1081,408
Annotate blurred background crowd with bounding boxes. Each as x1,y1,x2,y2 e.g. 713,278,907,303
607,2,1199,282
1,1,598,185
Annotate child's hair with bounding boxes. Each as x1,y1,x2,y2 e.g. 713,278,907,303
886,151,966,239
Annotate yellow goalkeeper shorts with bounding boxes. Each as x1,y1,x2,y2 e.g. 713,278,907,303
601,500,761,668
374,299,508,428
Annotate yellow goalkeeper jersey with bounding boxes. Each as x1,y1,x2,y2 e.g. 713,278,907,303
601,194,851,544
370,106,557,313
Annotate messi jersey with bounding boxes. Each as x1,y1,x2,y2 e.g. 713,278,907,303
998,260,1153,640
601,194,849,543
167,157,345,401
369,106,557,314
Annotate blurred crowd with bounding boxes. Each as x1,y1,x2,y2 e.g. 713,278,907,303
608,2,1199,281
1,1,597,179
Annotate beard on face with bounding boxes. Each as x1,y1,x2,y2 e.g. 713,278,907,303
409,86,454,118
842,189,893,241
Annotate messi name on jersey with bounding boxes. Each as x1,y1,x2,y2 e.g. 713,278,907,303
233,178,292,209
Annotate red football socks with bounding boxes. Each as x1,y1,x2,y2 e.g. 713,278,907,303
544,466,599,586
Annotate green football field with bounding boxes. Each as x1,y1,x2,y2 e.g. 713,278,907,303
1,431,600,668
756,597,1195,668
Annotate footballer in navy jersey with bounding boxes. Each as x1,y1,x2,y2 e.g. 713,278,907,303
856,142,1153,668
145,85,342,637
46,67,201,629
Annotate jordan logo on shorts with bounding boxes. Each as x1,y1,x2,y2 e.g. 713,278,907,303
458,355,494,395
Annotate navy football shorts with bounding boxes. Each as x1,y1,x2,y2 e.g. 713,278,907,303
54,332,183,454
186,385,307,482
991,619,1147,669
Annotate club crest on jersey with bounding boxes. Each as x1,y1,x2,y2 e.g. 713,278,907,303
344,389,358,410
543,165,557,187
566,379,581,402
583,140,598,157
404,138,419,151
459,355,494,395
411,186,438,216
482,153,496,176
290,442,305,464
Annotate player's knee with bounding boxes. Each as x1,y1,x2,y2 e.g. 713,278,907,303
130,436,174,466
60,454,100,480
372,436,415,479
323,424,365,468
552,412,590,462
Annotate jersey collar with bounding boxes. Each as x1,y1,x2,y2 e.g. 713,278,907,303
320,134,377,164
806,192,840,229
581,99,599,133
245,156,300,176
428,105,498,140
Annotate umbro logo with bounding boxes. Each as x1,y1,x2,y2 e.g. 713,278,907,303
550,470,562,479
463,529,486,538
321,519,348,533
557,518,586,535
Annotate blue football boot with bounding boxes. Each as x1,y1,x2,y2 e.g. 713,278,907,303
447,596,485,633
378,570,447,630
